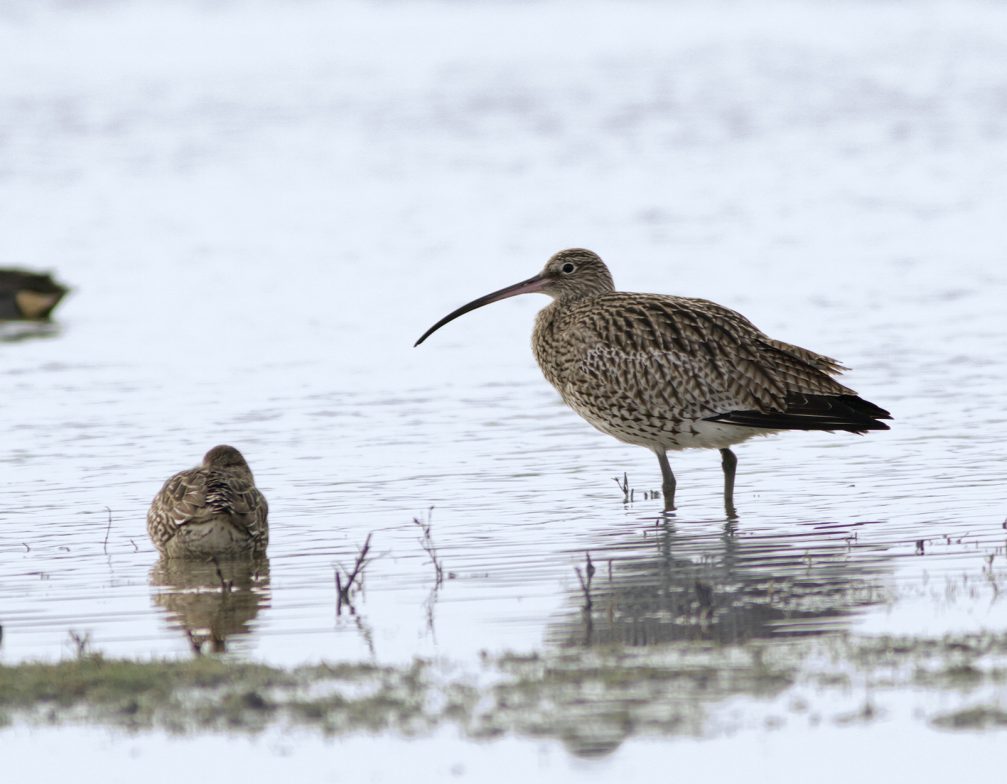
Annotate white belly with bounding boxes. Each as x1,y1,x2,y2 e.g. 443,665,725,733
573,403,777,452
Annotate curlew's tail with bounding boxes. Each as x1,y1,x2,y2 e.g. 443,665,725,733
706,393,892,434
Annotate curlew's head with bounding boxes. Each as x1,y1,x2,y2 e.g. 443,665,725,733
202,445,253,476
538,248,615,300
414,248,615,346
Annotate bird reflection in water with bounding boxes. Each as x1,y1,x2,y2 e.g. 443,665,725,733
149,557,270,654
529,514,893,758
553,515,890,649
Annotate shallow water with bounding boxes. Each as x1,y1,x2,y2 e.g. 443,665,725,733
1,0,1006,775
7,722,1007,784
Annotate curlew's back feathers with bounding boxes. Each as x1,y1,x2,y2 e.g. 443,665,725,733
532,291,891,447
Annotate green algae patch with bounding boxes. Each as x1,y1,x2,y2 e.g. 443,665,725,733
932,706,1007,730
0,656,287,709
0,646,788,746
3,632,1007,749
482,642,796,753
0,655,448,734
0,656,293,732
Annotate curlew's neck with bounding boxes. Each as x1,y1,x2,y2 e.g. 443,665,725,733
531,296,596,391
531,284,615,390
551,280,616,305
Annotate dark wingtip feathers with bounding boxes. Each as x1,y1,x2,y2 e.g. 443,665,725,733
707,394,892,433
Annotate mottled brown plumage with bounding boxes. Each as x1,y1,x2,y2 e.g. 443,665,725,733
416,248,891,512
147,445,269,558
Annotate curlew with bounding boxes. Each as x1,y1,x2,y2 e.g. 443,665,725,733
147,445,269,558
415,248,891,513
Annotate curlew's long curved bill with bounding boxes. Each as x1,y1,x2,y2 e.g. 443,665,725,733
414,274,547,346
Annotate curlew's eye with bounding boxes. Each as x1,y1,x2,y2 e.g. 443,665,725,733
561,262,575,274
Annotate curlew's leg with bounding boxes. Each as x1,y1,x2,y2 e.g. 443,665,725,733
720,448,738,515
655,448,676,511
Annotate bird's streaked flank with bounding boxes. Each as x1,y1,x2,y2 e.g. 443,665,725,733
147,445,269,558
415,248,891,513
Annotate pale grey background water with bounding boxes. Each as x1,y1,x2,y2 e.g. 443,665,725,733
1,0,1006,778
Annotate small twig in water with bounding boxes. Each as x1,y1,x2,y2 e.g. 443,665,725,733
336,533,374,615
413,508,444,589
354,614,376,658
67,630,91,658
612,472,630,503
130,538,139,552
575,553,596,646
22,543,30,553
103,506,112,555
574,552,595,611
983,552,1000,598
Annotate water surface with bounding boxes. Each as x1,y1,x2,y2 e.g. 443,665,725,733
1,0,1006,775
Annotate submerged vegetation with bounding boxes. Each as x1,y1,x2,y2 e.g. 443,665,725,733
3,631,1007,752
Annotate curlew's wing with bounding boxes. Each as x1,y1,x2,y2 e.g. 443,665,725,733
554,293,888,431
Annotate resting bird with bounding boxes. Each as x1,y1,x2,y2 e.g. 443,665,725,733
147,445,269,558
415,248,891,513
0,268,68,320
